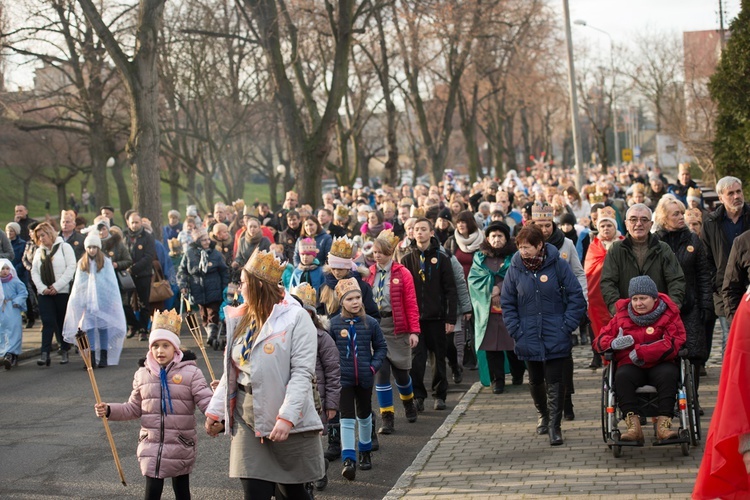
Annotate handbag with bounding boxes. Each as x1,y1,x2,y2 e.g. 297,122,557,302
117,270,136,292
150,260,174,303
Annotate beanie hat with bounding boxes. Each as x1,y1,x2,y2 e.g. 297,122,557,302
628,275,658,299
328,236,354,269
5,222,20,236
485,221,511,240
335,277,361,301
149,328,181,351
191,227,208,241
437,207,452,222
84,231,102,249
559,213,577,227
299,237,319,256
93,215,110,229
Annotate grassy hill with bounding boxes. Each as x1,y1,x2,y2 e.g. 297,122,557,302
0,168,279,227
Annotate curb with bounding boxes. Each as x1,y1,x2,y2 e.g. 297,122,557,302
18,341,58,362
383,381,483,499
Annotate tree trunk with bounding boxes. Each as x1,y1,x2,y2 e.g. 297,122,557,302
110,159,132,217
23,180,30,208
57,184,67,213
504,113,517,173
520,102,532,171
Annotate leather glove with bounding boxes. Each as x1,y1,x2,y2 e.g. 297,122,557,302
610,327,635,351
629,349,645,367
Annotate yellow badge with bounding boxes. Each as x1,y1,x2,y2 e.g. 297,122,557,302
263,343,275,354
561,252,567,259
687,245,694,253
288,239,293,245
540,275,549,283
392,278,399,285
431,257,438,264
208,262,213,267
340,329,348,338
138,244,143,250
646,327,655,334
74,241,79,246
172,374,183,384
109,251,114,256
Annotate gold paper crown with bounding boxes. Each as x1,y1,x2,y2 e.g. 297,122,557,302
687,187,702,198
631,183,646,194
334,205,350,220
152,309,182,335
531,203,554,221
597,206,617,222
233,199,246,214
684,208,703,224
410,206,425,218
244,249,285,284
377,229,400,249
381,201,396,212
335,277,361,299
168,238,182,254
330,236,355,259
400,197,414,207
290,282,317,309
679,163,691,173
589,192,606,204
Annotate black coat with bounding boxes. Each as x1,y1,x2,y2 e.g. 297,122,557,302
177,243,229,305
701,202,750,316
722,230,750,323
125,228,156,279
61,231,86,261
658,227,712,360
401,237,458,324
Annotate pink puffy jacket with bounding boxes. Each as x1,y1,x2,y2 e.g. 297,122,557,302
108,351,213,479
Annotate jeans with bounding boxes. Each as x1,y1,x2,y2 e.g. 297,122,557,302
38,293,70,354
87,328,109,353
718,315,729,359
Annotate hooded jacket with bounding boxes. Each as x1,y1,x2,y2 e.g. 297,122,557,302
107,351,214,479
401,236,458,324
316,325,341,421
177,242,229,305
329,313,388,388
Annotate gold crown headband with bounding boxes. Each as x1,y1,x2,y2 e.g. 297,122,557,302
244,249,285,284
152,309,182,335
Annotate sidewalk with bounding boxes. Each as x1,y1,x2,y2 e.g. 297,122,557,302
387,337,720,499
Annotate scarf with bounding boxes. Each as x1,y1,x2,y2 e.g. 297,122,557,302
0,274,13,284
521,245,546,273
365,222,385,239
40,244,61,287
324,271,345,291
479,239,517,261
628,299,668,326
454,230,484,254
240,318,258,366
199,248,210,274
244,230,262,245
160,367,174,415
547,226,566,250
345,317,360,359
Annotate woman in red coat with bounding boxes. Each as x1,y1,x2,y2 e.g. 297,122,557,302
595,276,686,444
366,230,421,434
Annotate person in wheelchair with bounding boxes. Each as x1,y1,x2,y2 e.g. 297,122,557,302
595,276,686,443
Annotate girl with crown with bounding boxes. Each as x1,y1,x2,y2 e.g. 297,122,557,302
204,249,324,499
94,309,214,499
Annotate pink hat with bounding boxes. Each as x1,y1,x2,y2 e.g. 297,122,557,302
299,237,319,256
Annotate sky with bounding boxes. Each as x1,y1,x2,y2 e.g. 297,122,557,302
2,0,742,91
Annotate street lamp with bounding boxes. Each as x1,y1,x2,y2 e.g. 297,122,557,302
562,0,585,190
573,19,620,166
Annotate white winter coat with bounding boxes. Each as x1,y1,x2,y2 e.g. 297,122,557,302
31,237,77,294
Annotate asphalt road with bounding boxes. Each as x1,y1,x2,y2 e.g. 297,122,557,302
0,337,476,499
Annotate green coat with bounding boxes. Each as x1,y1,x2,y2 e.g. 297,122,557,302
600,233,685,315
467,250,512,352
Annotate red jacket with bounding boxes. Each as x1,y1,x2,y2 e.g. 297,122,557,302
367,261,421,336
595,293,685,369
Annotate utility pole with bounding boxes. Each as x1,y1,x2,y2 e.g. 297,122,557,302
719,0,726,49
563,0,585,190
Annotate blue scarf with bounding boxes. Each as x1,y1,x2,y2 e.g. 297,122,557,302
346,317,360,359
160,367,174,415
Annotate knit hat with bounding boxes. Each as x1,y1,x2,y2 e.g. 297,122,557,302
596,207,618,229
335,277,361,301
93,215,110,229
328,236,355,268
84,231,102,249
299,237,319,256
559,213,577,227
628,275,658,299
5,222,20,236
485,221,511,240
149,310,182,350
191,227,208,241
437,207,452,222
531,203,554,222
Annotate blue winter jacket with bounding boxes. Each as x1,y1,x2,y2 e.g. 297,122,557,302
177,242,229,305
10,237,27,283
293,231,332,267
329,313,387,388
500,244,586,362
289,261,324,295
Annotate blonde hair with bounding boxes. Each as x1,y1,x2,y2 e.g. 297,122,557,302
79,249,105,273
319,283,340,317
33,222,57,246
235,269,284,337
654,195,685,228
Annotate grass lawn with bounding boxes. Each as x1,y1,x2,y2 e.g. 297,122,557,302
0,168,280,227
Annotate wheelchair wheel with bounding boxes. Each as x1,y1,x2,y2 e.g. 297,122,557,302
680,441,690,456
601,366,610,443
683,360,701,446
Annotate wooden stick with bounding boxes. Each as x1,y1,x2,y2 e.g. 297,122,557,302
185,313,216,381
76,330,127,486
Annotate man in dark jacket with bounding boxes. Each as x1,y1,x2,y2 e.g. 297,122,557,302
701,176,750,357
124,210,156,341
667,163,699,207
402,218,457,412
601,204,686,314
722,230,750,325
278,211,302,262
318,208,347,239
59,210,86,261
14,205,36,242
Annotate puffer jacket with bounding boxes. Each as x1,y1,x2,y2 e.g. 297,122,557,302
594,294,686,369
329,313,388,388
107,351,213,479
31,237,76,294
366,261,421,335
500,244,587,362
657,227,712,360
316,326,341,421
600,233,686,315
206,293,324,436
177,242,228,305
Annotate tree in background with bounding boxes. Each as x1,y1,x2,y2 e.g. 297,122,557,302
709,0,750,183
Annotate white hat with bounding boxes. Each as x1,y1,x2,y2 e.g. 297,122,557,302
84,231,102,249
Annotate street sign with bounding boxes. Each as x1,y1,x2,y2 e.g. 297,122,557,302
622,148,633,162
634,146,641,158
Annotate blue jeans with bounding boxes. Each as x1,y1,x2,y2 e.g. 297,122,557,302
87,328,109,354
718,315,730,360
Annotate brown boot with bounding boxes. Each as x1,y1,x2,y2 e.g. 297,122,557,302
620,412,644,443
656,416,678,441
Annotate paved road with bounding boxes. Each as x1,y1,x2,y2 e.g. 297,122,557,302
0,332,476,499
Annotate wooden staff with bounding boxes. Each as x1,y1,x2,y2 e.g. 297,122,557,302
183,297,216,381
75,329,127,486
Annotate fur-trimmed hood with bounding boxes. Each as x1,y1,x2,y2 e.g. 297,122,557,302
322,263,370,279
138,350,197,367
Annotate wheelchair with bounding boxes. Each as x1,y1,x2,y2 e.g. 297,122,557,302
600,349,700,458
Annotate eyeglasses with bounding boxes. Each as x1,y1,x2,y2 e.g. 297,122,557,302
627,217,652,225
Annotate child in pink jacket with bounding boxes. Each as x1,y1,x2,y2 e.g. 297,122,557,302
95,315,214,500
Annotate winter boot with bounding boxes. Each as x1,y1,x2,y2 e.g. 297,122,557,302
60,350,69,365
324,423,341,461
359,451,372,470
563,394,575,421
620,412,644,443
2,353,11,370
403,398,418,423
206,323,218,347
529,383,549,435
341,458,356,481
98,350,108,368
378,411,395,435
547,383,564,446
656,416,678,441
370,411,379,451
37,351,50,367
313,458,329,491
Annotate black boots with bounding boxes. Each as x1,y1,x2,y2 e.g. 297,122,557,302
564,394,575,421
324,423,341,461
378,411,395,434
37,351,50,367
370,411,379,451
358,451,372,470
403,398,418,423
314,458,329,491
529,383,548,435
341,458,356,481
547,383,564,446
98,350,108,368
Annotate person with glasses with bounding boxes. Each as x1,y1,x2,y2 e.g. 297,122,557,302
600,203,686,318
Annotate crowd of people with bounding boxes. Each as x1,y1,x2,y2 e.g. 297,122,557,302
2,160,750,498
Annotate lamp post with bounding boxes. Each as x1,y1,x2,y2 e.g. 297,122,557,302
573,19,620,167
562,0,585,190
